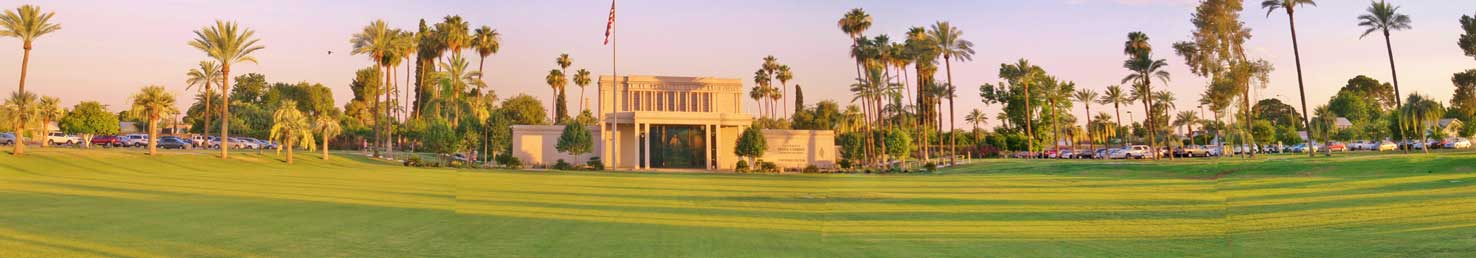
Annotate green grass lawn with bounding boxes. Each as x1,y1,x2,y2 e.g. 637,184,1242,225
2,148,1474,257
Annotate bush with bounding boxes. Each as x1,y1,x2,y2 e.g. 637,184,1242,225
495,153,523,169
735,160,750,173
449,160,465,168
924,162,938,172
552,159,573,170
802,165,820,173
757,160,779,173
404,156,424,167
585,157,604,171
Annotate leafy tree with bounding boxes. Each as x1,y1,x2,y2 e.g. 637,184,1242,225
1452,70,1476,122
129,86,178,156
1253,99,1303,128
555,120,593,164
884,128,913,169
1461,13,1476,60
191,20,264,159
1341,75,1398,110
59,101,119,148
420,118,461,166
499,94,548,125
734,126,767,164
270,100,315,164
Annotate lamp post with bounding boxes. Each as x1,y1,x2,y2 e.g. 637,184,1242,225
1127,111,1136,145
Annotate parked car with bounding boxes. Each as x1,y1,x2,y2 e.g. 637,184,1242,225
46,132,81,145
1110,145,1151,159
122,134,149,147
1325,142,1347,152
1175,145,1211,157
1376,141,1398,151
1093,148,1109,159
1350,140,1378,151
232,137,262,149
0,132,14,145
90,135,123,147
1444,138,1472,149
156,137,192,149
1289,143,1319,153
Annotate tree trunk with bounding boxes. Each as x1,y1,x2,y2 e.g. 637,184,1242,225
287,140,295,164
204,81,213,139
1114,104,1123,147
1024,82,1034,158
1242,88,1255,158
322,136,330,160
386,64,395,158
1383,31,1407,154
1287,13,1314,158
148,119,158,155
220,64,232,159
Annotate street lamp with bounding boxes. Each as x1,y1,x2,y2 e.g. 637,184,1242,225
1127,111,1136,145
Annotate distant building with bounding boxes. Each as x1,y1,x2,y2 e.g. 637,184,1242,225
511,75,837,171
1437,118,1463,138
1334,117,1353,130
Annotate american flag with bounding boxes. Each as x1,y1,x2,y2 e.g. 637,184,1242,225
604,0,616,45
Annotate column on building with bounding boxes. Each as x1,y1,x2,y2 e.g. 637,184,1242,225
704,124,713,170
642,123,652,170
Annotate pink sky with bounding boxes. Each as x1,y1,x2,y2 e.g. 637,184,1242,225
1,0,1474,128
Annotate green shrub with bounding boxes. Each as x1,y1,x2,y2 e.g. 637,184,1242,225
757,160,779,173
735,160,750,173
585,157,604,171
495,153,522,169
552,159,573,170
924,162,938,172
404,156,424,167
802,165,820,173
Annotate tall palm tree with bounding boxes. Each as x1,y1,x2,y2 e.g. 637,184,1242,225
438,15,470,60
270,100,314,164
185,61,221,135
546,69,567,122
351,20,392,156
37,96,61,147
1359,0,1412,152
1099,85,1130,146
838,9,872,89
775,65,793,118
1074,89,1099,152
313,114,341,160
1123,53,1171,159
1002,59,1043,155
472,25,501,75
4,91,37,155
573,69,592,112
1175,111,1200,145
0,5,61,97
130,86,177,156
1263,0,1317,157
754,69,773,118
190,20,263,159
930,21,974,164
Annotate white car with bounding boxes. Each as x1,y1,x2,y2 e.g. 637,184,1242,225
231,137,261,149
1376,141,1398,151
1110,145,1151,159
121,134,149,147
1444,138,1472,149
45,132,81,145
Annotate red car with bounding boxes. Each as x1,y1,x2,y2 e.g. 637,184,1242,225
1326,142,1348,152
90,135,123,147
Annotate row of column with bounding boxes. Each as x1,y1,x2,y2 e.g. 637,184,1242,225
625,122,723,171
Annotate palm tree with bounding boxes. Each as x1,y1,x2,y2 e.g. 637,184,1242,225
573,69,592,112
37,96,61,147
775,65,793,118
754,69,773,117
472,25,501,75
838,9,872,88
0,5,61,97
546,69,567,122
965,108,987,143
191,20,263,159
1174,111,1198,145
1001,59,1043,155
312,114,341,160
4,91,37,155
351,20,392,156
438,15,470,60
930,21,974,165
1074,89,1099,152
270,100,315,164
1122,53,1171,159
1263,0,1317,157
130,86,177,156
439,55,482,123
1099,85,1129,146
1358,0,1411,109
185,61,221,135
